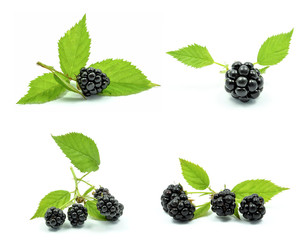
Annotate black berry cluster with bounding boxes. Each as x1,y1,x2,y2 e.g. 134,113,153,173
211,189,236,216
96,194,124,221
161,184,195,221
225,61,264,102
239,194,266,221
93,186,110,199
161,184,185,212
44,207,66,229
167,194,195,221
67,204,88,226
76,67,110,97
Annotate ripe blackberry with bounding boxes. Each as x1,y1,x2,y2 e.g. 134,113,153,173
44,207,66,229
161,184,185,212
211,189,236,216
225,61,264,102
239,194,266,221
76,67,110,97
96,195,123,220
106,203,124,221
93,186,110,199
67,204,88,226
167,194,195,221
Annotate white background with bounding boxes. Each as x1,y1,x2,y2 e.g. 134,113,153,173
1,0,300,239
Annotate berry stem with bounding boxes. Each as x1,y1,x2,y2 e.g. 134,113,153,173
187,191,212,194
36,61,75,81
60,198,75,210
70,167,81,197
208,187,216,195
253,62,258,65
78,179,95,188
214,61,228,70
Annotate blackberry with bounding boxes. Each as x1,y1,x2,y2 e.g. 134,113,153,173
67,204,88,226
93,186,110,199
225,61,264,102
76,67,110,97
239,194,266,221
161,184,185,212
96,195,124,221
106,203,124,221
211,189,236,216
44,207,66,229
167,194,195,221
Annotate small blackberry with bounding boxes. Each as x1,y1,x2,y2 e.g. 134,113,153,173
96,195,123,220
44,207,66,229
76,67,110,97
93,186,110,199
167,194,195,221
225,61,264,102
239,194,266,221
161,184,185,212
67,204,88,226
211,189,236,216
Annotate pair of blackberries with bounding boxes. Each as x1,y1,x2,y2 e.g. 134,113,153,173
77,67,110,97
45,204,88,229
93,186,124,221
161,184,195,221
211,189,266,221
225,61,264,102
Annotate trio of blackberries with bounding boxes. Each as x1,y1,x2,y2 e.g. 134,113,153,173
95,187,124,221
161,184,195,221
161,185,266,222
225,61,264,102
44,186,124,229
76,67,110,97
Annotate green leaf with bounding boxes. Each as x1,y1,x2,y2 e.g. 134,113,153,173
259,66,269,74
167,44,214,68
257,29,294,66
52,132,100,173
90,59,159,96
193,202,210,219
179,159,210,190
232,179,289,203
52,71,85,98
17,73,66,104
58,14,91,78
85,200,107,221
31,190,70,219
234,202,240,219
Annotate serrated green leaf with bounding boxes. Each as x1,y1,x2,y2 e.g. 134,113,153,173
17,73,66,104
90,59,159,96
52,132,100,173
85,200,107,221
58,14,91,78
234,202,240,219
257,29,294,66
31,190,70,219
259,66,269,74
167,44,214,68
179,159,210,190
193,202,210,219
52,72,85,98
232,179,288,203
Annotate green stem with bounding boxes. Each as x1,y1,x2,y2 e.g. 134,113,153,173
78,172,91,181
36,61,75,81
60,198,75,210
214,61,227,68
78,179,95,188
208,187,216,195
187,191,212,194
253,62,258,65
70,167,81,197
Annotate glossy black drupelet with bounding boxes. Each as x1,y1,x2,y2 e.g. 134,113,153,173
77,67,110,97
239,194,266,221
161,184,185,212
225,61,264,102
211,189,236,216
93,186,110,199
96,195,124,221
67,204,88,226
44,207,66,229
167,193,195,221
